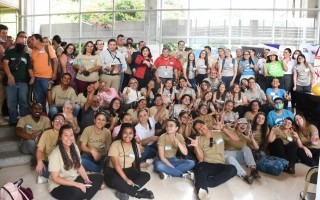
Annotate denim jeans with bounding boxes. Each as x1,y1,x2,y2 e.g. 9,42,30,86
49,104,81,119
34,77,51,113
188,78,197,91
20,140,37,158
5,83,29,124
138,143,157,163
224,146,256,176
221,76,233,91
41,160,49,178
81,154,106,172
154,157,195,177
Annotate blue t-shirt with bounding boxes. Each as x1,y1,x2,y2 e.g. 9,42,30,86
267,109,294,127
266,88,286,103
239,60,256,75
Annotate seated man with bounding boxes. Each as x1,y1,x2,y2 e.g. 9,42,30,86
266,77,290,109
190,120,237,200
176,77,196,103
245,77,267,113
203,69,220,91
16,102,51,164
48,72,79,118
267,96,294,127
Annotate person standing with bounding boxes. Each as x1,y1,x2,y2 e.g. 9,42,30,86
30,34,58,113
3,31,34,126
0,24,9,125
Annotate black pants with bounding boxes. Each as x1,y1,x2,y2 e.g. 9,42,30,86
104,167,150,197
50,174,103,200
297,147,320,167
257,74,267,92
194,162,237,193
268,138,297,166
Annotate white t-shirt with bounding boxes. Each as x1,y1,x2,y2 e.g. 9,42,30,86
135,116,156,146
123,87,142,104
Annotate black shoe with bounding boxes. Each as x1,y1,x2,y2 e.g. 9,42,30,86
284,165,295,174
135,188,154,199
251,168,261,179
115,191,129,200
9,122,17,127
243,175,254,184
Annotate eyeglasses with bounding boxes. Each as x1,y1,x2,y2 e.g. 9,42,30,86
130,82,138,84
54,119,65,123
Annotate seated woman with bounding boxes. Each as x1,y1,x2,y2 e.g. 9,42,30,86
171,94,192,118
196,80,211,99
80,112,112,172
223,118,260,184
128,97,149,125
112,113,133,140
104,123,154,200
213,83,230,112
230,83,248,118
36,114,65,183
140,79,156,107
158,79,175,105
48,124,103,200
154,119,195,180
223,100,239,127
122,77,142,110
194,91,216,115
105,97,122,132
251,112,269,160
243,100,260,123
135,105,166,167
194,104,220,131
294,113,319,166
97,81,119,108
62,100,80,135
267,117,301,174
190,120,236,200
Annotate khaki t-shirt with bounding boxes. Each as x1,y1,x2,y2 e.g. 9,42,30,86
149,106,169,120
157,133,185,158
80,126,112,156
253,127,269,147
195,115,216,131
48,145,81,192
223,129,253,151
75,54,102,82
51,85,78,106
198,131,225,164
108,140,139,169
298,125,320,149
37,129,59,161
274,128,296,145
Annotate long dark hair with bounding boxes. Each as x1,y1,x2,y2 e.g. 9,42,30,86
252,112,268,146
62,43,76,57
82,41,96,55
199,50,209,67
186,52,195,77
230,83,242,101
107,97,122,117
114,123,140,170
216,83,227,100
242,50,254,65
140,46,152,58
57,124,81,171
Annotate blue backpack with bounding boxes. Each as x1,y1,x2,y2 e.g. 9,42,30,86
256,156,288,176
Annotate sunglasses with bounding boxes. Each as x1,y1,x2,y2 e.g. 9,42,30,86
209,138,215,148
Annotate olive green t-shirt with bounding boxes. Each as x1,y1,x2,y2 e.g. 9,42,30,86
108,140,139,169
223,128,253,151
37,129,59,161
297,125,320,149
195,115,216,131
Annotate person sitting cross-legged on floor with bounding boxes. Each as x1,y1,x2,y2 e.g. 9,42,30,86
190,120,237,200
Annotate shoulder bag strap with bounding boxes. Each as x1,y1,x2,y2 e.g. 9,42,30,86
1,186,14,200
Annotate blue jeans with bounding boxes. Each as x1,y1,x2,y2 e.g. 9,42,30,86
34,77,51,113
81,154,106,172
188,78,197,91
138,144,158,163
222,76,233,91
49,104,81,119
154,157,195,177
20,140,37,158
5,83,29,123
41,160,49,178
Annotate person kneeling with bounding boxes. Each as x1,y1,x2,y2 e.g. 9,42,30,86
104,123,154,200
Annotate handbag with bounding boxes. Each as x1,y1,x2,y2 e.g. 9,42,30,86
0,179,33,200
256,156,288,176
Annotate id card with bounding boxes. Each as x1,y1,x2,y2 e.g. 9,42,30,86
164,146,172,151
129,152,135,158
287,136,293,142
215,138,223,144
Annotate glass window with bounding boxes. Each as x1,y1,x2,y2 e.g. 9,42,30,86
51,0,80,14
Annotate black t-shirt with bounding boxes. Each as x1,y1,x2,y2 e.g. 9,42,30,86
3,48,31,83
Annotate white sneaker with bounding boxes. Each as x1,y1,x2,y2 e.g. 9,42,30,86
159,172,168,180
198,188,210,200
182,171,194,181
146,158,154,164
37,176,48,184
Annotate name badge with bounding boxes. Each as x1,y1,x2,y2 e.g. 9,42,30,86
39,50,45,53
164,71,168,76
230,64,234,67
287,136,293,142
270,92,275,96
129,152,135,158
215,138,223,144
90,59,95,62
164,146,172,151
304,69,310,72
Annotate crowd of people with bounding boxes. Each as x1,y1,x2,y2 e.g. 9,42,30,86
0,23,319,200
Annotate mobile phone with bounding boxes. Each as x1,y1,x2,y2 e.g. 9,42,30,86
84,183,92,187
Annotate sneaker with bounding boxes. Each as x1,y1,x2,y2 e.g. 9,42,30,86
115,191,129,200
243,174,254,184
135,188,154,199
198,188,210,200
159,172,168,180
37,176,48,184
182,171,194,181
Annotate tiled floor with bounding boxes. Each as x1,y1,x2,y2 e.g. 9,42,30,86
0,163,314,200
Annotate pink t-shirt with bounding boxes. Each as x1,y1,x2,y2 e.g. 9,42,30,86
112,125,121,139
98,88,119,107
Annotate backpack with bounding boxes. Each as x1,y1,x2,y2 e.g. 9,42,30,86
256,156,288,176
0,179,33,200
222,58,235,69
